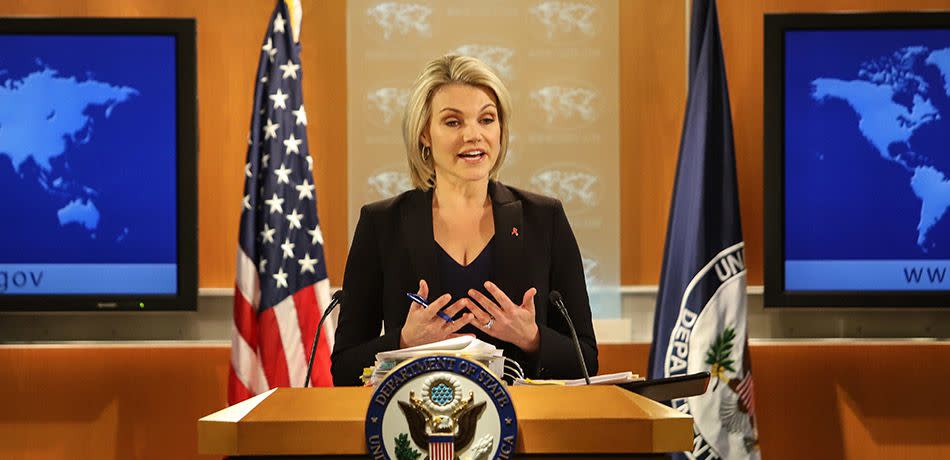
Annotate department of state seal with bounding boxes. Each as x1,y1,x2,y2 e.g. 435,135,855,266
365,355,517,460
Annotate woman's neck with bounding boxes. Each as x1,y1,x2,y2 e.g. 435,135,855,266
432,177,490,211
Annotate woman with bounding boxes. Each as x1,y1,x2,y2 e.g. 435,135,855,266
331,55,597,386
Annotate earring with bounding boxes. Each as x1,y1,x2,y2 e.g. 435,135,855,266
421,146,431,161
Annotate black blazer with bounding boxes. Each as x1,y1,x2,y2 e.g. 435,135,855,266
331,180,598,386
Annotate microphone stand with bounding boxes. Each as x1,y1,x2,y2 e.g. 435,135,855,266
550,291,591,385
304,290,344,388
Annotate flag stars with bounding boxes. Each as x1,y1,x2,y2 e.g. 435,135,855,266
280,237,295,259
292,104,308,126
273,267,289,288
298,253,318,274
280,59,300,80
308,225,324,246
263,118,280,139
270,88,289,109
246,12,329,300
265,193,284,214
286,208,304,229
260,223,276,244
283,133,302,155
273,13,286,34
274,163,292,184
262,37,277,62
296,179,314,200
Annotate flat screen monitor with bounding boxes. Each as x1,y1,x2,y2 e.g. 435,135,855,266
764,12,950,307
0,18,196,311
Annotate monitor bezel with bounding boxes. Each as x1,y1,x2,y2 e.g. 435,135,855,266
764,11,950,308
0,17,197,311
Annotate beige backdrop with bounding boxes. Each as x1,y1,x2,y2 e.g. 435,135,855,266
347,0,621,317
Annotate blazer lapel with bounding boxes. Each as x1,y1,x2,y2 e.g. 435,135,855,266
401,188,442,299
489,181,527,300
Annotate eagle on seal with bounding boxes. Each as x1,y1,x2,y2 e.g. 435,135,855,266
398,390,487,458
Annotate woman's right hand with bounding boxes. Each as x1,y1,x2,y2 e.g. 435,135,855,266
400,279,474,348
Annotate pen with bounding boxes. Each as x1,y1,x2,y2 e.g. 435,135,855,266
406,292,454,323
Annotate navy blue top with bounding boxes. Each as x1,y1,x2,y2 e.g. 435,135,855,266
436,237,494,323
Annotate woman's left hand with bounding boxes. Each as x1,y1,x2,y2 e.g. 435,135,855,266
467,282,540,354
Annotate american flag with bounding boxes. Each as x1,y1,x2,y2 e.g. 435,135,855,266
229,0,334,405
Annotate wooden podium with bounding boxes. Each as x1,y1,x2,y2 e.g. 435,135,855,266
198,385,693,459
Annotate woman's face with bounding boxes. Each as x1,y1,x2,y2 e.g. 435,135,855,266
423,83,501,187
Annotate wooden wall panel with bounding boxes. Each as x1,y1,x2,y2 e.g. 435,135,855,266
618,0,687,286
0,0,349,287
0,345,229,460
2,343,948,460
749,342,950,459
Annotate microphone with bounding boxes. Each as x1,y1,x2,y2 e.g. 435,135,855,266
304,289,345,388
549,290,591,385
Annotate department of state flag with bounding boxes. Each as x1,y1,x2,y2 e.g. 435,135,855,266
229,0,334,405
647,0,760,458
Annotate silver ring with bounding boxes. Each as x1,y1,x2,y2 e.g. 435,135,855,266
484,319,494,329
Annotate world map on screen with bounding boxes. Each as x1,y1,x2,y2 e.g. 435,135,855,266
0,35,178,265
812,46,950,250
0,68,138,232
786,30,950,260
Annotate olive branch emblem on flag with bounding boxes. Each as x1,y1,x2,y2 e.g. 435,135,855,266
706,326,737,390
705,325,758,447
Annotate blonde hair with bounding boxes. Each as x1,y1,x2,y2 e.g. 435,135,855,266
402,55,512,190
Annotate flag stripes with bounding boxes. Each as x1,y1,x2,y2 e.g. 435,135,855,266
429,438,455,460
736,373,755,415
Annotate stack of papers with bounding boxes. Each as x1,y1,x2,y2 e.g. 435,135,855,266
365,336,505,387
513,371,643,386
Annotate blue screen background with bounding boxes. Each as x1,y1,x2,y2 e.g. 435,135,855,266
0,35,178,264
785,29,950,261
